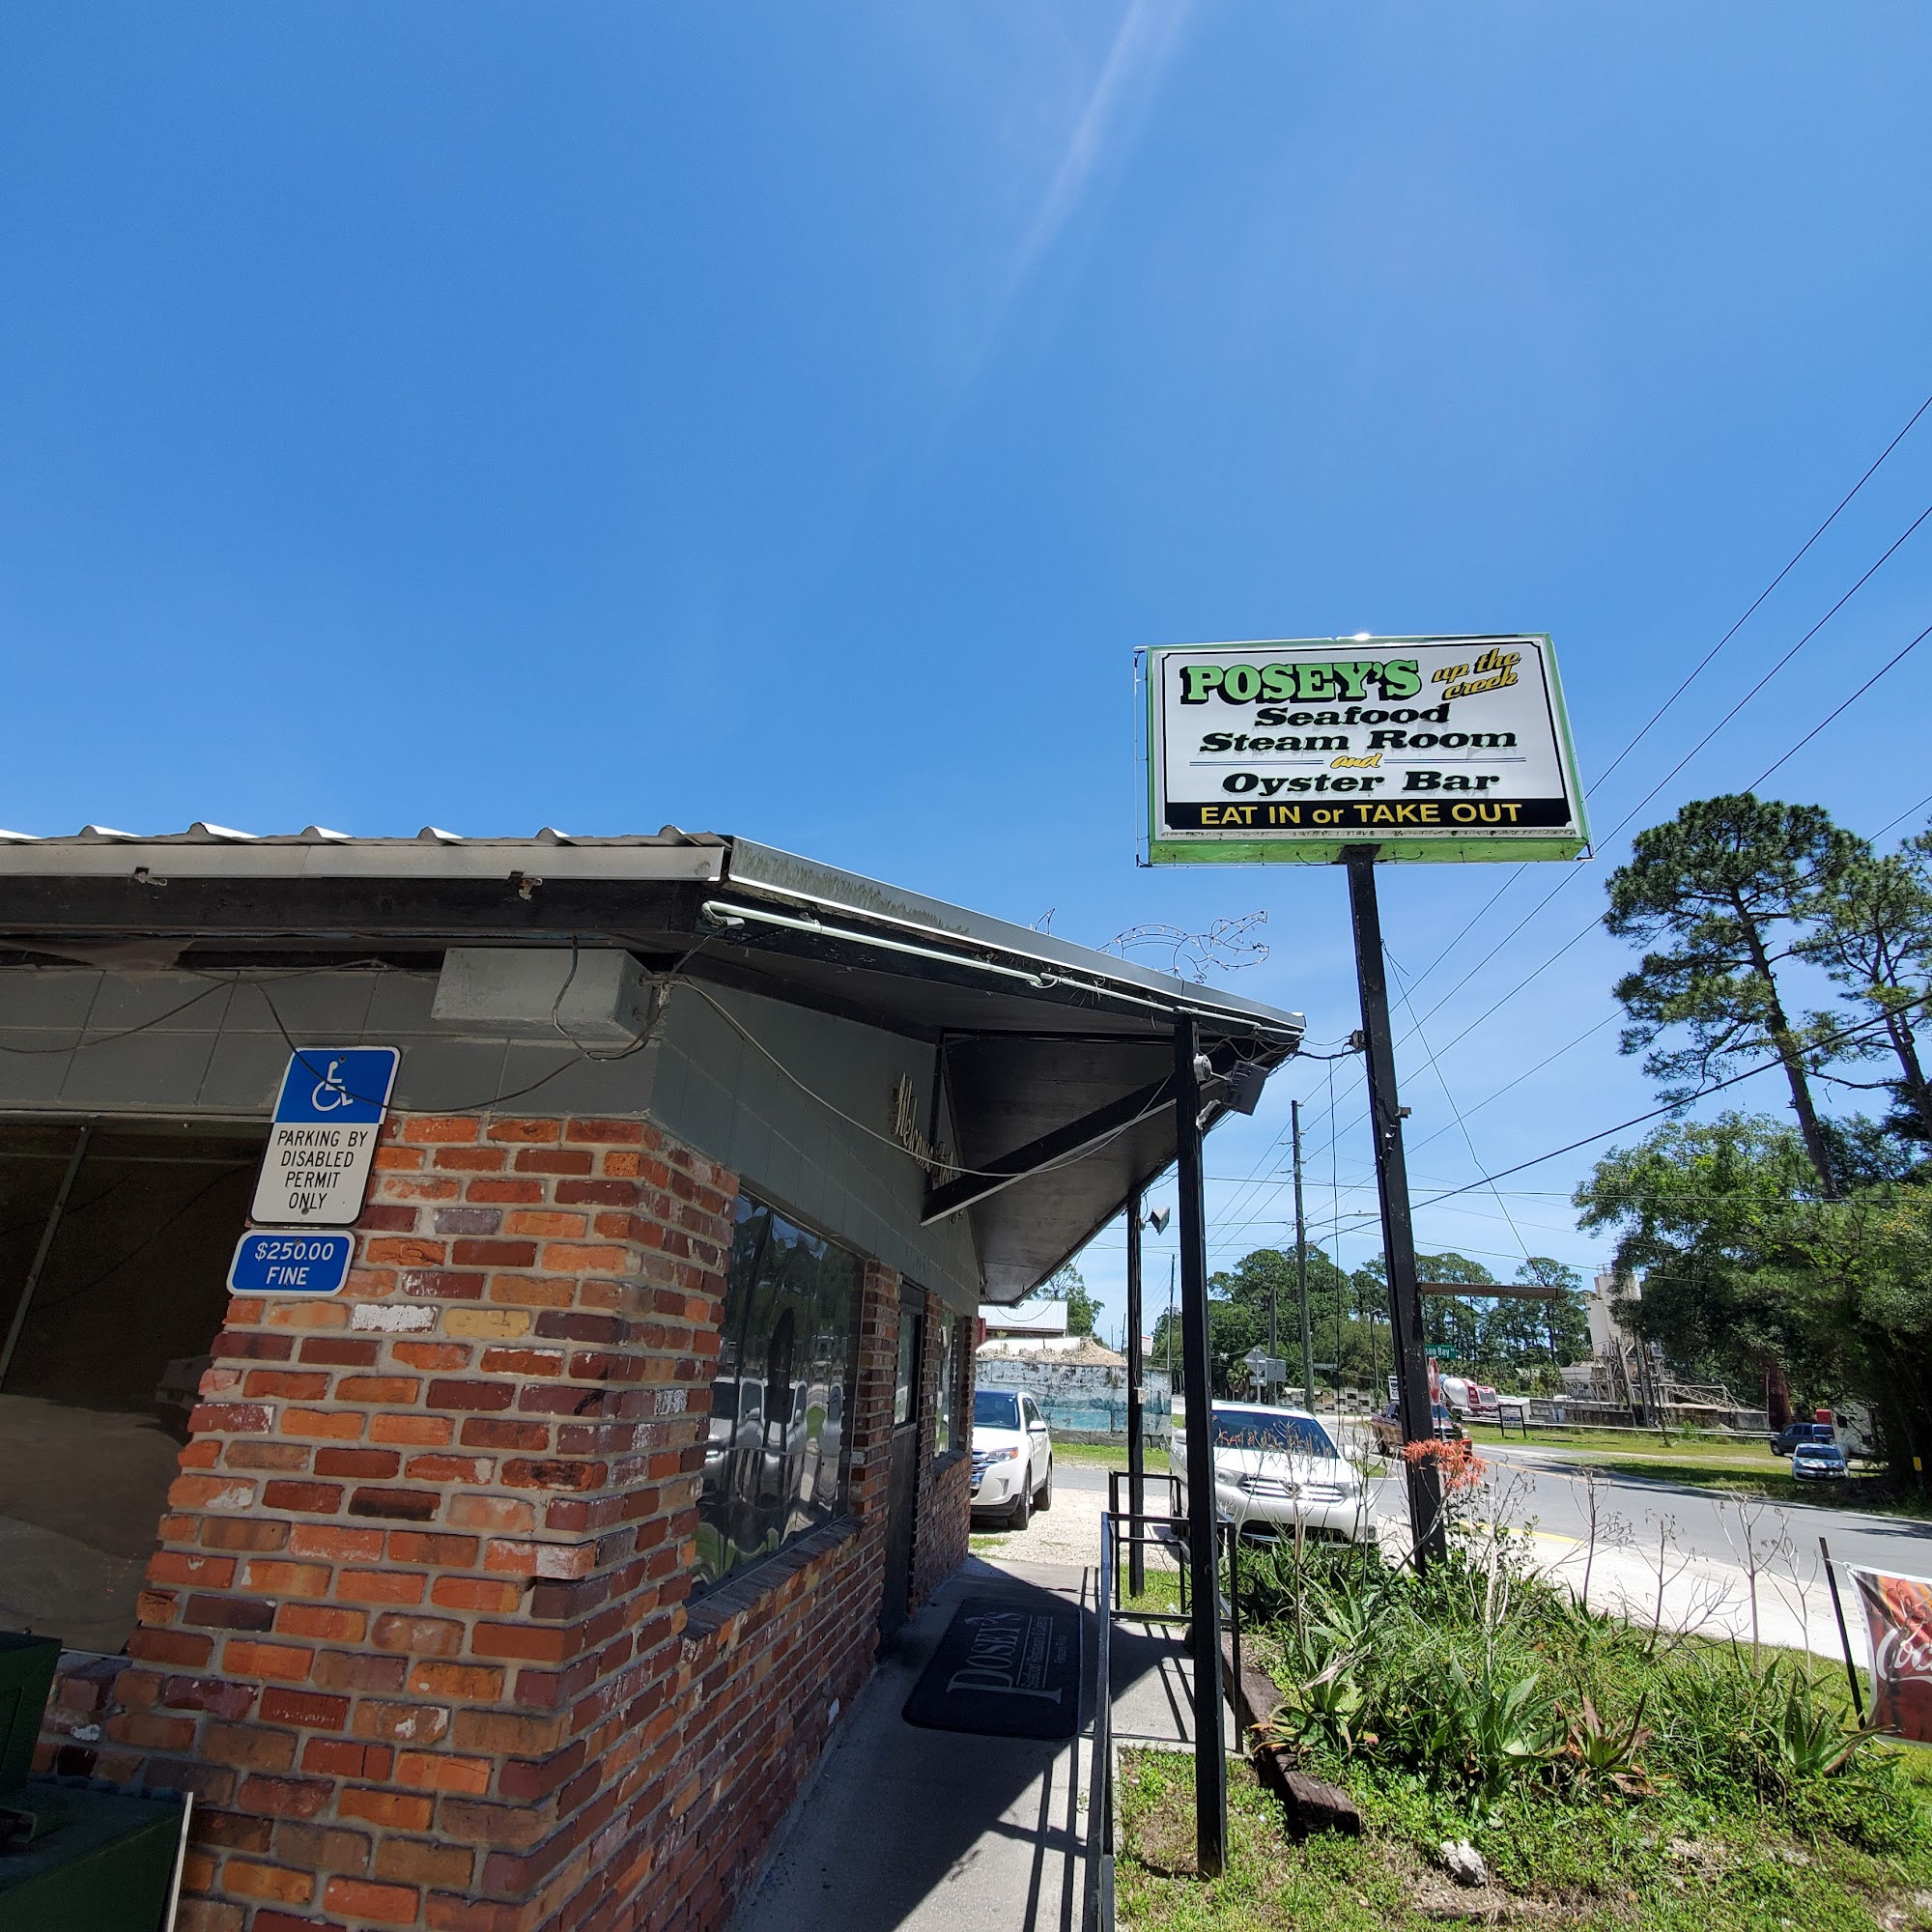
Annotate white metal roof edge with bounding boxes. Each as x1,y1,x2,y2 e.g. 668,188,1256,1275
0,840,725,883
724,838,1306,1037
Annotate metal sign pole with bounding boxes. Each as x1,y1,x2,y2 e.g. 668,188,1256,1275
1125,1189,1146,1600
1343,846,1446,1568
1174,1018,1227,1876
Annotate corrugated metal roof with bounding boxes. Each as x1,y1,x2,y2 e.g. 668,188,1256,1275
0,823,726,846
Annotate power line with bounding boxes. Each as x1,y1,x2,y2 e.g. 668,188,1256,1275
1375,390,1932,1014
1744,618,1932,792
1302,591,1932,1170
1875,789,1932,842
1591,389,1932,793
1408,985,1932,1212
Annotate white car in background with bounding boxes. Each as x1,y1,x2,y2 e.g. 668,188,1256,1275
1172,1402,1369,1543
971,1388,1053,1527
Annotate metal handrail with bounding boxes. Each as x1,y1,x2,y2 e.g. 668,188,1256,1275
1090,1508,1116,1932
1088,1495,1246,1932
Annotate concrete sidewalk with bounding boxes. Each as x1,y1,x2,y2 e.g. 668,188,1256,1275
729,1557,1102,1932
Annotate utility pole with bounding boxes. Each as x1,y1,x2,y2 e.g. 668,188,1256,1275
1165,1257,1175,1381
1293,1099,1314,1408
1174,1017,1226,1876
1125,1190,1146,1598
1343,846,1445,1568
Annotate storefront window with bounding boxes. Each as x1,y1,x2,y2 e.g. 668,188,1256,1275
936,1316,955,1453
695,1194,862,1595
893,1299,923,1430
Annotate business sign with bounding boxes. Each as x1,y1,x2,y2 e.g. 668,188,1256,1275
1850,1567,1932,1743
1143,636,1588,865
228,1230,355,1297
250,1046,400,1226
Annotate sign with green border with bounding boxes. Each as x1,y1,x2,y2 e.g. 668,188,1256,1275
1142,635,1589,865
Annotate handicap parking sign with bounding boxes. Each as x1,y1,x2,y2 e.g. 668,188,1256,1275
271,1047,399,1125
251,1046,401,1225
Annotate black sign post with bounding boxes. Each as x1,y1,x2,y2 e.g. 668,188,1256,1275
1174,1018,1227,1876
1125,1189,1146,1599
1343,846,1446,1568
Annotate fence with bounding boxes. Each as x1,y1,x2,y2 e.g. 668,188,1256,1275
976,1355,1173,1445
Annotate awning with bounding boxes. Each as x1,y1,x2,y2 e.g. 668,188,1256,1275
0,825,1306,1301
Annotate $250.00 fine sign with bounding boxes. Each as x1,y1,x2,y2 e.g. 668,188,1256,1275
1143,635,1588,866
251,1046,401,1225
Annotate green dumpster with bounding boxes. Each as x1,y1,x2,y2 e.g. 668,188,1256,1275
0,1633,190,1932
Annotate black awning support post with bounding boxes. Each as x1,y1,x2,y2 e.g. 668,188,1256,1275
1343,846,1446,1569
1175,1017,1227,1876
1293,1098,1315,1406
1125,1189,1147,1600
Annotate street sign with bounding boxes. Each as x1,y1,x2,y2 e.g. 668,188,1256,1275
1425,1344,1457,1359
228,1230,355,1297
1142,636,1588,865
250,1047,400,1226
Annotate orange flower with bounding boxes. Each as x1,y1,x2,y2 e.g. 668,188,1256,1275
1401,1436,1488,1493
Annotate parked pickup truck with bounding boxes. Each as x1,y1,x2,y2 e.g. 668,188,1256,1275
1369,1402,1463,1455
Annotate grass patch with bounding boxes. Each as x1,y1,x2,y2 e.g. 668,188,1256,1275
1118,1569,1184,1616
1118,1745,1932,1931
1119,1533,1932,1930
1460,1422,1928,1517
1055,1441,1137,1468
1578,1458,1924,1516
1463,1424,1781,1465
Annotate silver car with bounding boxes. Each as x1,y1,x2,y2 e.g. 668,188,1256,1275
1172,1402,1369,1542
1792,1441,1848,1481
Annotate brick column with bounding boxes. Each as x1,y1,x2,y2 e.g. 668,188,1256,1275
72,1114,733,1932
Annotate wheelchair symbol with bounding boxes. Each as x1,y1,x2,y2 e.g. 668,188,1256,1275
309,1059,356,1112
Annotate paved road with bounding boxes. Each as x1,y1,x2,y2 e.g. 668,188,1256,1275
1469,1441,1932,1577
1054,1449,1932,1580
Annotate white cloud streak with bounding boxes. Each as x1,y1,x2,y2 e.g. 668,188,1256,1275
1006,0,1193,300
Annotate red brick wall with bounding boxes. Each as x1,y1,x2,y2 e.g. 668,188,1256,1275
33,1113,968,1932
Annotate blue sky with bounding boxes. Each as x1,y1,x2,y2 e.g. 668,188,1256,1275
5,5,1931,1350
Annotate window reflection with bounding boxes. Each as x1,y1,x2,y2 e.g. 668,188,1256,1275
695,1195,861,1595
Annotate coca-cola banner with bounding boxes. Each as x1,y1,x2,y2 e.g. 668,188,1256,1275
1851,1567,1932,1743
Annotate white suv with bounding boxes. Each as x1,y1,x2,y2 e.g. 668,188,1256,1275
971,1388,1053,1527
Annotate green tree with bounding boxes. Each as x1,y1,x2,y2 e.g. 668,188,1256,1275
1574,1112,1818,1391
1479,1257,1588,1373
1041,1262,1098,1338
1152,1244,1376,1396
1577,1113,1932,1486
1798,846,1932,1146
1604,794,1859,1191
1412,1249,1495,1363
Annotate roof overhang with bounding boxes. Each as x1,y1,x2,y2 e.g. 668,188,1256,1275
0,826,1306,1301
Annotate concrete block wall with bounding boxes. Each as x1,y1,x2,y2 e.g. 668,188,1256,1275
33,1110,961,1932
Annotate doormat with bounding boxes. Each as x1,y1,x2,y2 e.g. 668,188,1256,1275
901,1594,1082,1739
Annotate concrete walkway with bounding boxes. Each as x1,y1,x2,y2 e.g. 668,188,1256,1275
730,1545,1206,1932
730,1556,1105,1932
